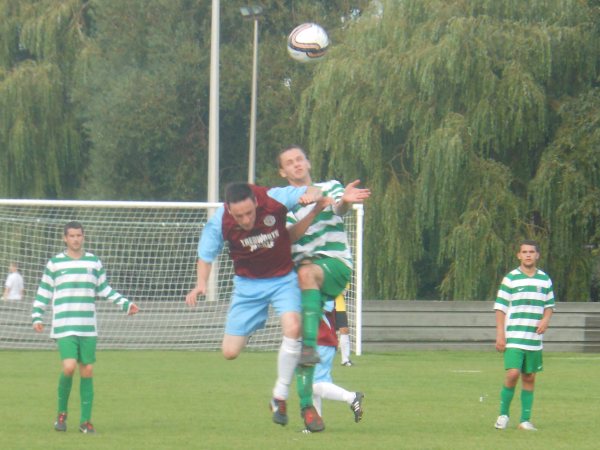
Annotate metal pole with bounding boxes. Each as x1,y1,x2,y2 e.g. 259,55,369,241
248,18,259,183
208,0,220,202
354,204,364,356
207,0,220,302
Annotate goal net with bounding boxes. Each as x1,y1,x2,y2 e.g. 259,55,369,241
0,199,363,352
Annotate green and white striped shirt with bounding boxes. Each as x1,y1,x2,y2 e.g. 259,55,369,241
494,268,555,351
286,180,353,269
32,252,131,339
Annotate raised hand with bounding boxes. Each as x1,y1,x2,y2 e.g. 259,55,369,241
342,180,371,204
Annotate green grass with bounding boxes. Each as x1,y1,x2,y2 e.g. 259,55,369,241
1,350,598,450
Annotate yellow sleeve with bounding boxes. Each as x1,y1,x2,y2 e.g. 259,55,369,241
334,292,346,312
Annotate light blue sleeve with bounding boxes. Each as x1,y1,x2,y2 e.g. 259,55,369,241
267,186,308,210
198,206,225,262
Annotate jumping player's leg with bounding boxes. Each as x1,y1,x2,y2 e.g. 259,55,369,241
269,279,304,426
271,315,301,426
297,259,351,366
221,335,249,360
268,274,303,404
270,272,323,431
273,311,302,401
296,263,324,352
222,276,274,359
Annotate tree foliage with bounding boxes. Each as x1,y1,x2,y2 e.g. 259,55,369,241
530,89,600,301
72,0,212,200
1,0,598,300
72,0,371,199
300,0,599,300
0,0,84,197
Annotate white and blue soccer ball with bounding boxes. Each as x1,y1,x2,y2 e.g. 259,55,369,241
287,23,329,63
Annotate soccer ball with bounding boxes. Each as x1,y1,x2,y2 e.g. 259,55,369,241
287,23,329,63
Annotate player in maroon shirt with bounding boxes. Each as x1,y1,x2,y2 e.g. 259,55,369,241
186,182,326,432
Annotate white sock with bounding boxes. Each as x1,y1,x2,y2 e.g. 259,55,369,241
313,381,355,404
340,333,351,363
312,394,323,416
272,337,301,400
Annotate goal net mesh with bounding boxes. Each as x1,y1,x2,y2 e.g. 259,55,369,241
0,200,363,351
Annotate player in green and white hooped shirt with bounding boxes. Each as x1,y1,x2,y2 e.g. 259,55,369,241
32,221,139,434
494,240,554,431
278,146,371,411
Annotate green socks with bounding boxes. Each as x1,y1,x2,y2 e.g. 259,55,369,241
499,385,515,416
57,373,94,423
520,389,534,422
295,366,315,409
80,377,94,423
301,289,322,348
500,386,534,422
57,373,73,413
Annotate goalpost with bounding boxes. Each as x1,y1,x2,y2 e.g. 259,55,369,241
0,199,364,353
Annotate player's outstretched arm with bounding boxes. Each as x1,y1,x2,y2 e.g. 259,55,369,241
334,180,371,215
299,185,323,205
185,259,212,306
288,197,333,242
343,179,371,203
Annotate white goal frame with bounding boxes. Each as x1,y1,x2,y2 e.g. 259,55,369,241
0,199,364,354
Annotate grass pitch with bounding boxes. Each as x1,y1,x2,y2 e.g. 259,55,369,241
1,350,598,450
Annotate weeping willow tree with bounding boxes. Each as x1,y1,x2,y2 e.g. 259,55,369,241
530,89,600,301
73,0,213,200
299,0,599,300
75,0,375,199
0,0,85,197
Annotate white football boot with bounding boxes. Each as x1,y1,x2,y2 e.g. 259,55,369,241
494,415,509,430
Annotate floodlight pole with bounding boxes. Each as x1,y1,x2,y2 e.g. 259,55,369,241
240,5,264,184
207,0,220,303
248,17,259,183
208,0,220,202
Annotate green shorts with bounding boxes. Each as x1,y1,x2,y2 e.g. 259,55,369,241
57,336,97,365
312,257,352,298
504,347,543,374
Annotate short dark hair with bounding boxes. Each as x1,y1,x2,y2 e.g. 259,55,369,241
520,239,540,253
277,145,306,168
64,221,84,236
225,183,255,205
